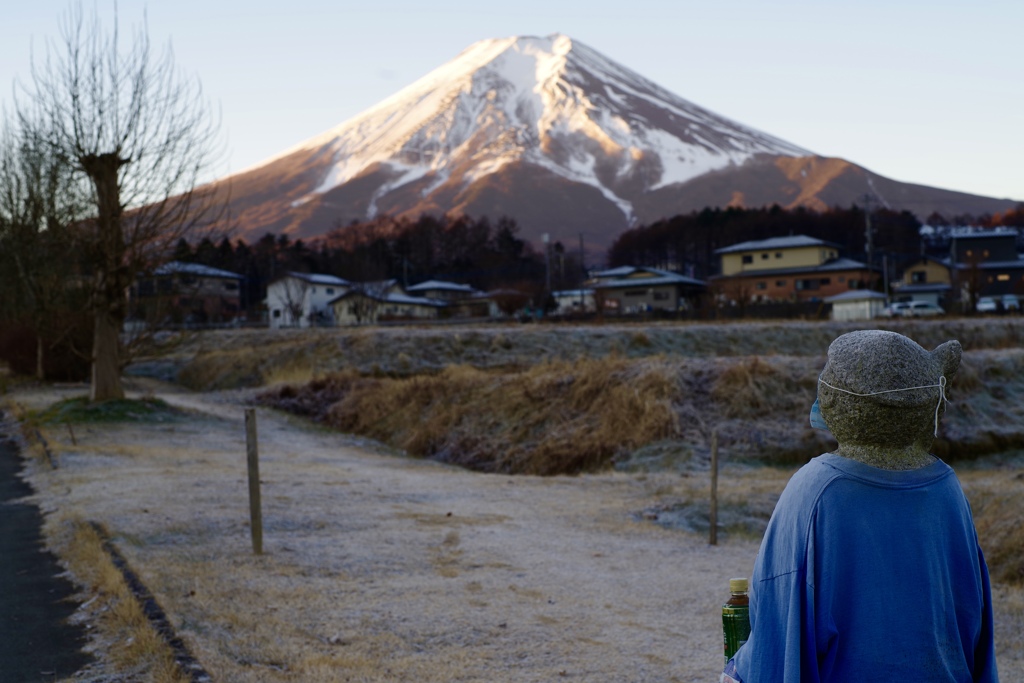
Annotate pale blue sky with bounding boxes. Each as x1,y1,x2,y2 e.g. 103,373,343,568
3,1,1021,205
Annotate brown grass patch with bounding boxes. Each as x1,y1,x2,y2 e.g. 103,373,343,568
962,468,1024,585
260,357,678,475
45,516,192,682
711,356,801,418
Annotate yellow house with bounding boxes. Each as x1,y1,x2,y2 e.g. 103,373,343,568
899,257,952,287
891,257,953,308
717,235,840,276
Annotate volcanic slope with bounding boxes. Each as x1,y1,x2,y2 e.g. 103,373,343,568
214,34,1018,248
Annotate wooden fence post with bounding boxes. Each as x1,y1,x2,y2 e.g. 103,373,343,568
245,408,263,555
710,429,719,546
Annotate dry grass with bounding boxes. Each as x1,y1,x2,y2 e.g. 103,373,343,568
310,357,680,474
44,516,192,683
166,319,1024,392
959,463,1024,585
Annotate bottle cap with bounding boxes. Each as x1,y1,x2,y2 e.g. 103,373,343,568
729,578,748,593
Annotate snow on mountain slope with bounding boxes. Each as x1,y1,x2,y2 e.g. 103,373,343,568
265,34,811,222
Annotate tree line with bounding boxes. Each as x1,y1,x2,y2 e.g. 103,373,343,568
607,205,925,278
170,213,584,315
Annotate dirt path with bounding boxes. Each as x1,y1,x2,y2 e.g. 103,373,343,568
17,383,760,682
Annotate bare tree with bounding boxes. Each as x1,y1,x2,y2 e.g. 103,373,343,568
347,280,393,325
18,4,223,400
277,276,310,328
0,114,89,379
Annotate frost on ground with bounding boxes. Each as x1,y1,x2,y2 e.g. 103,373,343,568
14,380,1024,681
20,383,765,683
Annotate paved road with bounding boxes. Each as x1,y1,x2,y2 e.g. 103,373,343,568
0,424,91,682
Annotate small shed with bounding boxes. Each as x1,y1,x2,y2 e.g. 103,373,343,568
825,290,887,321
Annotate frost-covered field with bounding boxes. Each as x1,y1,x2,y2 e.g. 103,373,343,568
19,383,769,682
11,318,1024,681
14,379,1024,682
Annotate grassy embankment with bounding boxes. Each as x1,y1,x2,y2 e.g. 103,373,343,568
167,318,1024,583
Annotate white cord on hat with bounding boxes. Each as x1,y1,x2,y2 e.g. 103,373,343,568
818,375,948,437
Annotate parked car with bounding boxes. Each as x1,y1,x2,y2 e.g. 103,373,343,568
1002,294,1021,312
976,297,999,313
881,301,912,318
903,301,944,317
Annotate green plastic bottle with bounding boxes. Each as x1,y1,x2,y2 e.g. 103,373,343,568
722,577,751,664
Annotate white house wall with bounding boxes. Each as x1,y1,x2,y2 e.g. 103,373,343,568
267,277,347,328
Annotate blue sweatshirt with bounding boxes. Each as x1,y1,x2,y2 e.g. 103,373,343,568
732,453,998,682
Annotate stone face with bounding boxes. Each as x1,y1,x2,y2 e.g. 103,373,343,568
817,330,961,470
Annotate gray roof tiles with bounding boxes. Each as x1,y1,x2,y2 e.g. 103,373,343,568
153,261,243,279
714,235,839,254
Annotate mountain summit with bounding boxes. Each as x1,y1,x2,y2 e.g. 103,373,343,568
219,35,1016,248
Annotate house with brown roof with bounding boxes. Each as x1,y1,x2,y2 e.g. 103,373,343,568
131,261,245,326
589,266,706,313
711,235,879,304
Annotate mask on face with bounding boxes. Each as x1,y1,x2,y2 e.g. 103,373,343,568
809,376,948,437
809,397,829,432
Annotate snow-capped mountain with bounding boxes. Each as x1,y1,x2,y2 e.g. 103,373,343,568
217,34,1017,248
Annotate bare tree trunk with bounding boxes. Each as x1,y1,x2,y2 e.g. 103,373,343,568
90,309,123,401
83,153,128,402
36,335,44,381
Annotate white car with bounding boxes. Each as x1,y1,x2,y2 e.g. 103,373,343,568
902,301,944,317
976,297,999,313
881,301,911,318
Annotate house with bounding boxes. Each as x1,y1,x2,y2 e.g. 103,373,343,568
451,289,525,318
406,280,537,319
892,257,952,307
405,280,479,301
329,280,445,325
265,272,349,328
947,230,1024,306
590,266,706,313
405,280,485,318
552,288,595,315
825,290,888,321
131,261,244,326
717,235,842,276
950,230,1019,264
712,235,878,304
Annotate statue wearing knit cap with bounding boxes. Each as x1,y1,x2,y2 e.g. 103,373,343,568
723,330,998,683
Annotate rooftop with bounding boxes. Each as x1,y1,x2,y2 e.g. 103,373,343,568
592,266,705,288
407,280,478,294
714,257,874,278
824,290,887,303
714,235,839,255
284,272,350,286
153,261,243,279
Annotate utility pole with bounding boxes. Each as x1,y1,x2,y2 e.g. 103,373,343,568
883,253,890,303
579,232,586,313
863,193,874,270
543,233,551,307
543,232,551,292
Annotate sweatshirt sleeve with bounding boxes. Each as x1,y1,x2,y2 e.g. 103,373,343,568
734,561,836,683
732,463,838,683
